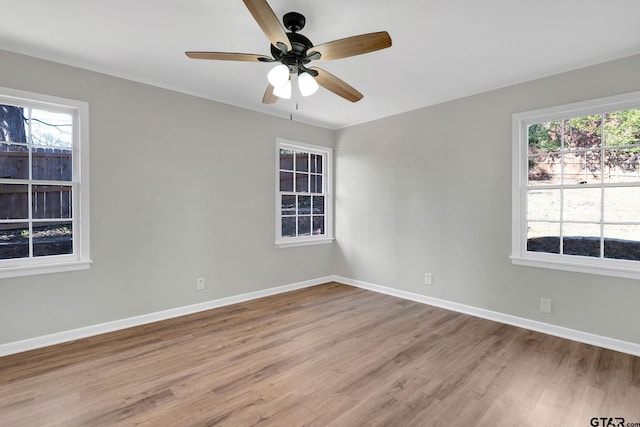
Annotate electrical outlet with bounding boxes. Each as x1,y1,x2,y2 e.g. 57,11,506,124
424,273,433,285
540,298,552,314
196,277,205,290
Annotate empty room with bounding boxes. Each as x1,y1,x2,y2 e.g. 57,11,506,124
1,0,639,425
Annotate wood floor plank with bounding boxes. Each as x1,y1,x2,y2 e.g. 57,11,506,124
1,282,639,426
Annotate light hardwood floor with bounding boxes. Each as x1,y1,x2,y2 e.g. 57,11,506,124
1,282,639,426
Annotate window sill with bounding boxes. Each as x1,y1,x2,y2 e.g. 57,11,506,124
510,255,640,280
275,237,334,249
0,259,92,279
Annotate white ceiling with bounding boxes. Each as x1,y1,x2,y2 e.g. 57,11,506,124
2,0,639,129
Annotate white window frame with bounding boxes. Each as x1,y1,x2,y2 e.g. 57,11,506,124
0,87,91,279
511,90,640,280
275,138,333,248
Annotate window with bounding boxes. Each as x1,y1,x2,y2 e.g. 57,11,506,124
276,139,332,248
0,87,90,278
512,91,640,279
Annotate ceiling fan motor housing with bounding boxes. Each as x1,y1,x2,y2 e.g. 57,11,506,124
267,12,318,75
270,31,314,73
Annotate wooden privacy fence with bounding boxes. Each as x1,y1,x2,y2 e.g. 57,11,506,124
0,148,72,220
0,185,72,220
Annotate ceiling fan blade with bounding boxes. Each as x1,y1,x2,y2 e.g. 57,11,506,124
310,31,392,61
310,67,363,103
243,0,292,52
262,84,278,104
185,51,268,62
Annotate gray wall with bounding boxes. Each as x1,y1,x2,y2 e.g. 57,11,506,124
0,50,335,344
333,54,640,345
2,48,640,347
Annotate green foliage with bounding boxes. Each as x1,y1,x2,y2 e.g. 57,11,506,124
528,122,561,153
528,108,640,180
529,109,640,152
565,114,602,149
604,109,640,147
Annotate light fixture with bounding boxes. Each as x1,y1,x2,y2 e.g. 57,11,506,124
273,80,291,99
268,63,319,100
267,64,290,88
298,72,319,97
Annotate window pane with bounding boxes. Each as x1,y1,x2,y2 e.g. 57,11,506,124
0,92,87,272
281,217,296,237
32,147,72,181
528,121,561,155
310,174,323,193
527,189,560,221
562,151,601,185
280,171,293,192
527,222,560,254
565,115,602,150
277,141,331,243
280,149,294,171
603,148,640,184
0,105,27,142
562,223,601,258
0,222,29,259
563,188,601,222
33,221,73,257
312,216,325,235
528,154,560,185
298,216,311,236
295,173,308,192
295,152,309,172
603,223,640,241
310,154,323,173
313,196,325,214
32,185,72,219
604,225,640,261
604,109,640,147
298,195,311,215
518,100,640,273
0,184,28,219
603,187,640,222
30,109,73,148
281,195,295,216
0,143,29,179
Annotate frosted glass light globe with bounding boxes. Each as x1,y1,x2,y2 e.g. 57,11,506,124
273,80,291,99
298,72,319,97
267,64,290,88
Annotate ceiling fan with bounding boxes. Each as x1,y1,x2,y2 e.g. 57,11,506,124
185,0,392,104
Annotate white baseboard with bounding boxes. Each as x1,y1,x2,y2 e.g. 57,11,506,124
3,275,639,358
332,275,640,357
0,276,332,357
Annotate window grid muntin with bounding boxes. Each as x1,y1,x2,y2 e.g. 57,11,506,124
280,193,326,237
279,147,327,237
1,101,77,263
512,96,640,268
277,140,331,244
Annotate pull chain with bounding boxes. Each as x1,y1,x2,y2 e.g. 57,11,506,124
289,73,299,121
